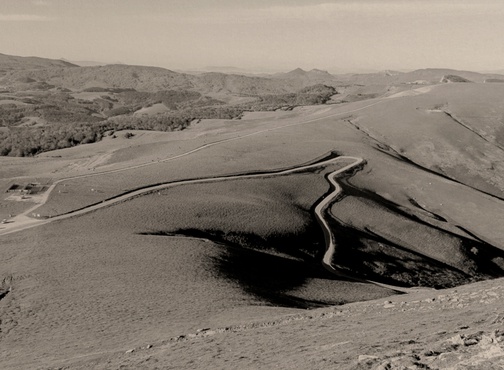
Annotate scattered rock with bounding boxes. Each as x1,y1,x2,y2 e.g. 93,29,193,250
358,354,378,362
424,349,441,357
464,338,479,346
447,334,465,346
125,349,134,354
375,362,391,370
479,335,494,346
494,330,504,342
382,300,395,308
464,331,484,345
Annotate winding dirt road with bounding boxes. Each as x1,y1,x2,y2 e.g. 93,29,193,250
315,159,433,293
0,152,430,293
1,97,434,293
0,99,388,236
0,156,355,236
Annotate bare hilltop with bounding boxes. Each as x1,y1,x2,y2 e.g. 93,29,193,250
1,53,504,369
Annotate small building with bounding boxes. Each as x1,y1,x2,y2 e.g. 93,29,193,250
6,183,47,195
6,184,21,193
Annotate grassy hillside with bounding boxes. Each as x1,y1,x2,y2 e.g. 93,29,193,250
343,83,504,198
0,53,77,73
2,77,504,368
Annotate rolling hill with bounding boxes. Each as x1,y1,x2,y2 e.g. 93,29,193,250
338,68,504,85
0,64,196,92
0,53,77,73
0,64,336,95
2,52,504,368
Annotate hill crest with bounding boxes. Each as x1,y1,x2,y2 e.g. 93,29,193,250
0,53,77,72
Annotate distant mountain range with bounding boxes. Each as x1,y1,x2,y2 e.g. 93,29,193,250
1,52,504,96
0,54,339,95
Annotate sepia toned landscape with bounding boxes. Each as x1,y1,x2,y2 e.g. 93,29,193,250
2,1,504,369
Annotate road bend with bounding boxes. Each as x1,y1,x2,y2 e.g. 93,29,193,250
315,158,434,294
2,97,388,230
1,154,431,294
0,156,355,236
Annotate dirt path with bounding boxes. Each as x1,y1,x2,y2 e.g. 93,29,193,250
314,158,433,294
0,156,354,236
0,153,430,294
0,99,388,236
0,97,433,294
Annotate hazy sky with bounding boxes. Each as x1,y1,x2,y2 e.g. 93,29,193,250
1,0,503,72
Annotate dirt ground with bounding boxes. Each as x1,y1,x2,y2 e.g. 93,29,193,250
24,276,504,370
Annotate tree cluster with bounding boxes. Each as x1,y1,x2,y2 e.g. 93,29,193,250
0,84,337,156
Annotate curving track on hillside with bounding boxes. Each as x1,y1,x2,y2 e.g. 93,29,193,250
315,158,433,293
0,152,431,293
0,98,389,236
1,94,437,293
0,156,356,236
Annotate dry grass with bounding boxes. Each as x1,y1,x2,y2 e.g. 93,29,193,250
0,170,395,368
328,194,500,287
0,198,33,220
3,84,504,368
348,83,504,197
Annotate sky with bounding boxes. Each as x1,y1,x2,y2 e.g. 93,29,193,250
0,0,503,73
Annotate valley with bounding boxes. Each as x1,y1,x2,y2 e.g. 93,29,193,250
1,53,504,369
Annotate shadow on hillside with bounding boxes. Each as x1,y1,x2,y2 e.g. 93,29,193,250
138,228,342,309
212,245,330,309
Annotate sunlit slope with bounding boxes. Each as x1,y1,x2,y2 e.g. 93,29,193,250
322,83,504,285
0,170,395,368
340,68,504,85
330,155,504,287
23,84,504,287
3,85,504,367
344,83,504,199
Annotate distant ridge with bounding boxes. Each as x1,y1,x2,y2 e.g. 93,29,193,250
0,64,195,91
2,52,504,96
274,68,334,79
65,59,110,67
441,74,473,83
203,66,245,74
0,54,339,94
336,68,504,85
0,53,77,72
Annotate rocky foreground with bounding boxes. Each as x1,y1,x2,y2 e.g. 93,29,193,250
46,277,504,370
